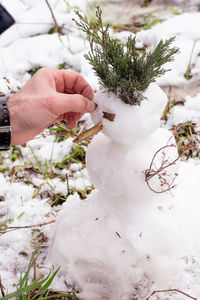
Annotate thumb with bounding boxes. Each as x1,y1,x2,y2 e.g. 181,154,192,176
51,92,95,115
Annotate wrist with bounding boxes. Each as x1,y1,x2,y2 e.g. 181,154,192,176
7,94,21,145
0,93,11,150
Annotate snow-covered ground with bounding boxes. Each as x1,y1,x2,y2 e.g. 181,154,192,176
1,0,200,299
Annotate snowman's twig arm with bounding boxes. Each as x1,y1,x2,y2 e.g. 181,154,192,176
73,123,103,144
144,139,179,194
145,144,178,180
73,112,115,144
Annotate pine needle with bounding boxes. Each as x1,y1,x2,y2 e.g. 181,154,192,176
73,8,179,105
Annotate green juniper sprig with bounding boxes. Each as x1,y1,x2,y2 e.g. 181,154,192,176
73,8,179,105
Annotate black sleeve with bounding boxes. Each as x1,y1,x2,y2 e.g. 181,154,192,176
0,4,15,35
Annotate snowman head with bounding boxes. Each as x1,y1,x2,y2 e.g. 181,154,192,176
91,83,168,146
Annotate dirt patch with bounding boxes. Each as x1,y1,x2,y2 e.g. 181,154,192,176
87,0,199,31
162,77,200,101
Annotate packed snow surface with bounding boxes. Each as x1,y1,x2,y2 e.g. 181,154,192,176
1,1,200,300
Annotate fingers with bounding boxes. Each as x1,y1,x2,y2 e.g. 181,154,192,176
48,92,95,116
63,112,83,128
53,70,94,100
80,84,94,101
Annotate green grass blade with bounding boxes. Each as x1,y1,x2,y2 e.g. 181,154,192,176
177,136,186,146
45,159,49,175
1,275,50,300
32,268,60,299
28,145,43,174
50,140,55,171
19,247,40,288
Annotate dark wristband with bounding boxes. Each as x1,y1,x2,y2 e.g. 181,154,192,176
0,93,11,150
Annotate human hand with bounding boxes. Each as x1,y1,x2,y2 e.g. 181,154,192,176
7,68,94,145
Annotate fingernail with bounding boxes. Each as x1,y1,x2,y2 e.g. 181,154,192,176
87,101,95,112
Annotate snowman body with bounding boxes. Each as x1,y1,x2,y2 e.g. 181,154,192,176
48,84,184,300
87,83,178,201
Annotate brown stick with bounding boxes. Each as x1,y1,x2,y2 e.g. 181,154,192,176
73,110,116,143
145,147,179,193
73,123,103,144
146,289,197,300
0,220,56,234
144,137,179,194
0,276,5,297
77,124,86,135
45,0,63,34
54,122,78,137
33,263,37,281
103,112,116,121
55,109,114,144
54,121,91,143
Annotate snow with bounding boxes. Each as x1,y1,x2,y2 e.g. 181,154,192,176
136,11,200,86
1,1,200,300
22,132,74,165
168,92,200,126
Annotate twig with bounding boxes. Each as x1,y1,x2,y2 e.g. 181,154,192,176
0,220,55,235
144,137,179,194
54,121,78,137
0,276,5,297
55,110,115,144
73,123,103,144
54,121,91,143
34,263,37,281
103,112,116,121
66,173,70,194
45,0,63,34
77,124,86,135
146,288,197,300
73,111,115,143
173,122,200,159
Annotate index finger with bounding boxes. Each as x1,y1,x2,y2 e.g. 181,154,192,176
53,69,94,100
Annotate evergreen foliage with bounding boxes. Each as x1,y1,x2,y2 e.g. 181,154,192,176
73,8,179,105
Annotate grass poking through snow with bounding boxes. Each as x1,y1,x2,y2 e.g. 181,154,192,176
0,247,80,300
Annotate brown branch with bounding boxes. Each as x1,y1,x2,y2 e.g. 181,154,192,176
145,170,178,194
55,109,114,144
146,144,176,179
54,121,78,137
146,289,197,300
72,111,115,144
45,0,63,34
0,220,55,235
144,137,179,194
73,123,103,144
34,263,37,281
54,121,91,143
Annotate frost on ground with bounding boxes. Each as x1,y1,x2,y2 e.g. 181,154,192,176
1,1,200,300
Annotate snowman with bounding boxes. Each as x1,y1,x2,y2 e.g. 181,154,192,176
47,84,187,300
47,9,186,300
